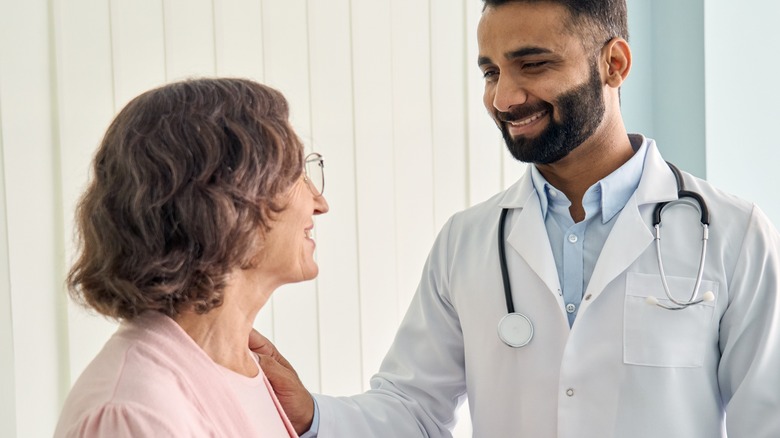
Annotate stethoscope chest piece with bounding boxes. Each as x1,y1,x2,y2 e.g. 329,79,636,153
497,312,534,348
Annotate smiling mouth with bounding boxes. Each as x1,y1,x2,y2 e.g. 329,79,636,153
506,110,547,127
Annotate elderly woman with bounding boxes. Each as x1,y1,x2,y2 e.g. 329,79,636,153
55,78,328,437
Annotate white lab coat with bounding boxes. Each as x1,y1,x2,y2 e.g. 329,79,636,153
314,138,780,437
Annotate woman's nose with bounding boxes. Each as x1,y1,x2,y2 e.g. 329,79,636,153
313,194,329,215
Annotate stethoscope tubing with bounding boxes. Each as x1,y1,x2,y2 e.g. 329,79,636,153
498,208,515,314
497,161,712,347
652,162,710,227
651,162,711,310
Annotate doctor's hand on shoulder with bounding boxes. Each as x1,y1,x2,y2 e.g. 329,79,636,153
249,329,315,435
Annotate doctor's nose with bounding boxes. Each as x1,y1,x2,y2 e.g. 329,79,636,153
489,75,529,113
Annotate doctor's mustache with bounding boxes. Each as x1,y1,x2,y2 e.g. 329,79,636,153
497,102,553,123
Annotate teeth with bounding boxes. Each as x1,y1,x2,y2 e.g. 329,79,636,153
510,111,545,127
306,229,313,239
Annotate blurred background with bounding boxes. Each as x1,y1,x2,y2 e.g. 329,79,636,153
1,0,778,436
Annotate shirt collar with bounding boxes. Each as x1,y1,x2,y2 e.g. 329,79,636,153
529,165,557,220
530,135,649,223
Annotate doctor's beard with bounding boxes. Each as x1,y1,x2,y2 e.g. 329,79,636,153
499,60,606,165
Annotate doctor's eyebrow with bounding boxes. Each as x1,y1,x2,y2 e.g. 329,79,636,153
507,47,554,60
478,46,555,67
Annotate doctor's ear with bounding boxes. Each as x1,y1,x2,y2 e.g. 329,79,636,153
602,37,631,88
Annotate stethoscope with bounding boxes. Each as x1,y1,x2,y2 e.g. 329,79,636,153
497,162,714,348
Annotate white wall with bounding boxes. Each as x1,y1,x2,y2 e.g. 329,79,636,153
2,1,779,437
705,0,780,225
623,0,706,178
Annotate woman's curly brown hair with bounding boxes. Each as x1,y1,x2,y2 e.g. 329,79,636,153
67,78,304,320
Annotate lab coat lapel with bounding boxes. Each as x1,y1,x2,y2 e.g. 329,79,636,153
584,196,652,298
502,174,562,298
584,139,678,299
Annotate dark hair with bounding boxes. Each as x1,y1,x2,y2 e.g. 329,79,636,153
482,0,628,47
67,78,304,321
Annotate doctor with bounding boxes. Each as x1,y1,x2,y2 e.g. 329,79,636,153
255,0,780,436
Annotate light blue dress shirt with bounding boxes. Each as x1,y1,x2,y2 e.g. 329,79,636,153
299,397,320,438
529,135,648,327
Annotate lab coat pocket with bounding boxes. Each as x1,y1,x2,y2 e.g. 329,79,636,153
623,272,718,368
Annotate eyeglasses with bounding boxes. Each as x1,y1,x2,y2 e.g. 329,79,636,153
303,152,325,197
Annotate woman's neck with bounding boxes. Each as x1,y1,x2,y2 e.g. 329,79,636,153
174,269,274,377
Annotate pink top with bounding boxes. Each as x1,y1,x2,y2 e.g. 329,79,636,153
55,312,297,437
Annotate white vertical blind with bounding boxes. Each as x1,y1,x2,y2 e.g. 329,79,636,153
390,0,437,312
1,0,66,436
307,0,364,396
0,100,17,438
431,0,469,230
109,0,168,109
349,0,402,389
213,0,265,78
163,0,218,79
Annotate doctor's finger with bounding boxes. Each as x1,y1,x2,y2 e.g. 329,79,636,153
248,328,275,354
248,328,295,371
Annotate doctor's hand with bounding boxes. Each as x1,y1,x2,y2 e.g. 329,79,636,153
249,329,315,435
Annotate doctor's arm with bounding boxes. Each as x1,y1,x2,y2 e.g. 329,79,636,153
718,206,780,437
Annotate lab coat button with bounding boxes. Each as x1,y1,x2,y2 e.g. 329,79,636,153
566,303,576,313
566,388,574,397
568,234,578,243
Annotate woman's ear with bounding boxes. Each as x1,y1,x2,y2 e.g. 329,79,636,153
602,37,632,88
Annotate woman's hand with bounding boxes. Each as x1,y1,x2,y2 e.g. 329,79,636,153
249,329,315,435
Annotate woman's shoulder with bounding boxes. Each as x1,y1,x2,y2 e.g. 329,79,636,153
54,401,182,437
55,321,214,437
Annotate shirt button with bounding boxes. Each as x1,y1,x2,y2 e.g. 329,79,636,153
566,303,576,313
566,388,575,397
568,234,578,243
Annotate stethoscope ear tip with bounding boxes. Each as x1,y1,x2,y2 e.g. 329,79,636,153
645,296,659,306
702,291,715,302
